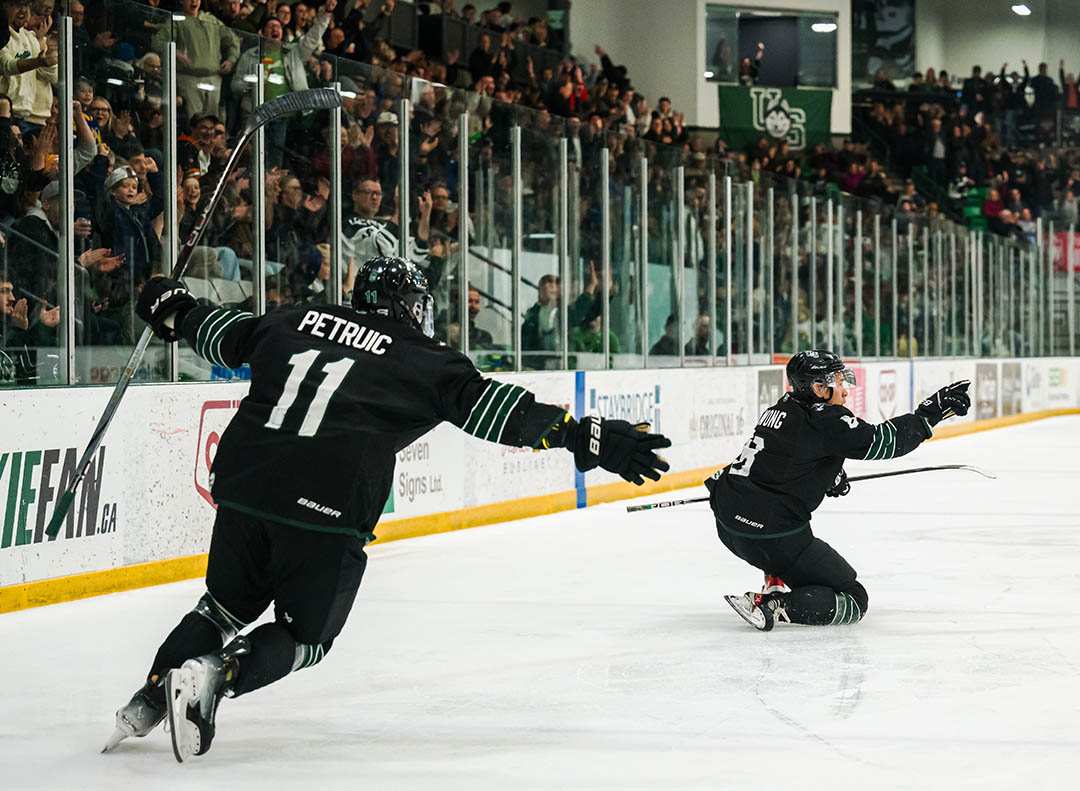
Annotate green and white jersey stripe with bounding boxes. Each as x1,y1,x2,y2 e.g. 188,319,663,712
863,420,898,460
292,642,326,671
463,380,528,442
194,308,253,368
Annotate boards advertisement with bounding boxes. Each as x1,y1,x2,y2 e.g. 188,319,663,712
3,359,1080,595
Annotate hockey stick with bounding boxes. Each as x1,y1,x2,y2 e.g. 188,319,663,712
624,464,996,512
44,88,343,539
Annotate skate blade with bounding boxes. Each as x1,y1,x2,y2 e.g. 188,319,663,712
724,594,774,632
165,667,198,764
101,727,128,753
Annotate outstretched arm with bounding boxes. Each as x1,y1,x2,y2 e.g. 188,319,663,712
500,390,672,485
426,350,671,485
823,381,971,461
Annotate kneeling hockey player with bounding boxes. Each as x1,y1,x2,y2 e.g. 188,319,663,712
105,256,671,761
709,350,970,631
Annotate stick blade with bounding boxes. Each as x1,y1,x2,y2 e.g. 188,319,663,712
250,88,342,131
958,465,997,479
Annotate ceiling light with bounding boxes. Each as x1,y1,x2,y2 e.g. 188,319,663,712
811,22,838,33
1011,4,1031,15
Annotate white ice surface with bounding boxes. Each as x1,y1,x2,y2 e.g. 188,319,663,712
2,417,1080,790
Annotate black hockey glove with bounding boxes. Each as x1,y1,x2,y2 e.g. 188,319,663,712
825,469,850,498
136,276,197,343
915,380,971,426
566,416,672,485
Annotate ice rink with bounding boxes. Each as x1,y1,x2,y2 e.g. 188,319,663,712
2,416,1079,790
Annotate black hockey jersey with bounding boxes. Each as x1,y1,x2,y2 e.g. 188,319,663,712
707,393,932,536
179,304,538,539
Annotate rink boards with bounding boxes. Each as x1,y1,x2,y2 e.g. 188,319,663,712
2,357,1078,612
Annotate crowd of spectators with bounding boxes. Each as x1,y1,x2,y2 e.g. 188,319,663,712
856,60,1080,239
0,0,1073,385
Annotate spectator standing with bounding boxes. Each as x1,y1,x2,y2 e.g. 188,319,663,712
998,62,1028,148
924,117,947,184
1061,60,1079,111
155,0,240,119
738,42,764,86
232,1,334,169
962,65,984,112
0,0,57,133
468,32,499,83
1030,61,1058,139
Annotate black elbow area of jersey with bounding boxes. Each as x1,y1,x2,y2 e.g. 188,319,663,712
893,412,934,456
501,394,571,448
179,305,219,350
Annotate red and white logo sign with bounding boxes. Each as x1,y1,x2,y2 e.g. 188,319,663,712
847,365,867,418
878,369,898,420
193,399,241,509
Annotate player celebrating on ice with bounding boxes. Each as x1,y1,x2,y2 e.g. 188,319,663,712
709,350,970,631
105,256,670,762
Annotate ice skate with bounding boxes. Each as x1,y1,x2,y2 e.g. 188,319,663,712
725,592,774,631
165,636,247,762
166,656,230,762
101,684,167,753
725,592,789,631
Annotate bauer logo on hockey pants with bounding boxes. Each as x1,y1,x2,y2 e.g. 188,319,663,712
297,497,343,519
589,419,602,456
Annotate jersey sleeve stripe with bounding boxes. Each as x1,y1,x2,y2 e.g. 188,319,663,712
463,381,497,434
195,309,237,364
484,386,527,442
863,425,884,460
472,383,516,440
209,312,253,367
194,308,231,358
863,420,897,461
880,420,896,459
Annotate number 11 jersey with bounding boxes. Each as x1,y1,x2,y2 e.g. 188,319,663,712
181,304,528,541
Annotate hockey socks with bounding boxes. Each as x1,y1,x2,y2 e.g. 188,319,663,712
229,623,299,697
782,585,865,626
146,611,229,705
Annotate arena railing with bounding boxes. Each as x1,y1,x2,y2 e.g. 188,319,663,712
6,3,1074,390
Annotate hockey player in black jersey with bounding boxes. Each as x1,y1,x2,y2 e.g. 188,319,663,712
708,350,970,631
104,257,670,761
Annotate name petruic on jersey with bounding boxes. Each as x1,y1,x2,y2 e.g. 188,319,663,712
297,310,393,355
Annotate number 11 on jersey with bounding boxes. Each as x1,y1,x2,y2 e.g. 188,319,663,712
266,350,355,437
729,434,764,477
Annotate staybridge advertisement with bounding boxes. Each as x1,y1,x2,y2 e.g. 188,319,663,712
3,358,1080,606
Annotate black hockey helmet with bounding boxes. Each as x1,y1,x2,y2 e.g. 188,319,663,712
352,256,434,337
786,350,856,400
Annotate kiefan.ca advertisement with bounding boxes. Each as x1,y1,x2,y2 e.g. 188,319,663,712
0,388,125,585
0,382,250,587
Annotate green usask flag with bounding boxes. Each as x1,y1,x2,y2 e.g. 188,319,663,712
717,85,832,151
